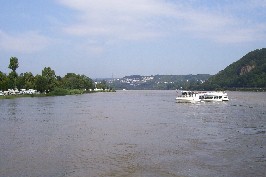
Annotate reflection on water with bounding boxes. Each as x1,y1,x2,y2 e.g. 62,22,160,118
0,91,265,177
7,100,19,122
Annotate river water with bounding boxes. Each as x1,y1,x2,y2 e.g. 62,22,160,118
0,91,265,177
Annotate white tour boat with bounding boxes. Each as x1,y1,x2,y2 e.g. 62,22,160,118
175,90,204,103
176,90,229,103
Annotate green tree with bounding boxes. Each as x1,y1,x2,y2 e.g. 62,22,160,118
42,67,57,92
96,80,108,90
24,72,35,89
8,71,18,89
34,75,48,93
61,73,94,90
8,57,19,72
61,73,79,89
0,71,8,91
17,72,35,90
8,57,19,88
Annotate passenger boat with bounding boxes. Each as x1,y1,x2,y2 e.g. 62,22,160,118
175,91,204,103
176,90,229,103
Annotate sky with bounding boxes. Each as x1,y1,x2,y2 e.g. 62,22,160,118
0,0,266,78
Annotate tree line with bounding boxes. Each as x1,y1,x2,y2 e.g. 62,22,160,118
0,57,110,94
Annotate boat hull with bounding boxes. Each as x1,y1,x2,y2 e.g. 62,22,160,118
176,97,201,103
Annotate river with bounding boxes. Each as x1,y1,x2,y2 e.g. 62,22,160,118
0,91,265,177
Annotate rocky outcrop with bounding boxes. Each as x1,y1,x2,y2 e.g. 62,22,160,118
239,64,255,75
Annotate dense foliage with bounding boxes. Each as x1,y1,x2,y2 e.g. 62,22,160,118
0,57,110,95
202,48,266,90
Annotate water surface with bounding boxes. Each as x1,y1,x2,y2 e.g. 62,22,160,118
0,91,265,177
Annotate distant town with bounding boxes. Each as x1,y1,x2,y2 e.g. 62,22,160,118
103,74,212,90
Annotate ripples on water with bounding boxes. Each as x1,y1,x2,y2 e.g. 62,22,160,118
0,91,265,177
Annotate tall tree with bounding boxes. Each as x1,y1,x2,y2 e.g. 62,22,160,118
34,75,48,93
42,67,57,92
8,57,19,72
8,57,19,89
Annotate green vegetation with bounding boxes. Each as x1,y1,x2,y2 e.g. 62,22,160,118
8,57,19,89
0,57,112,98
202,48,266,90
46,88,70,96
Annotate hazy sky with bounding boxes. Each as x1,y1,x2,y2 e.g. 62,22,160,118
1,0,266,78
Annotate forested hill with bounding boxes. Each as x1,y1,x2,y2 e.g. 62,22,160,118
203,48,266,90
109,74,211,90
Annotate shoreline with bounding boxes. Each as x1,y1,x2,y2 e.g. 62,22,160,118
0,90,115,100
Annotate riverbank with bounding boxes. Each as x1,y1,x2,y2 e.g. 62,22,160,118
0,94,45,99
0,88,115,100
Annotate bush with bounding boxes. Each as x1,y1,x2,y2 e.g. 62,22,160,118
47,88,69,96
69,89,84,95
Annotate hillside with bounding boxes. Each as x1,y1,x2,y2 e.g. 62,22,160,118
203,48,266,90
109,74,211,90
